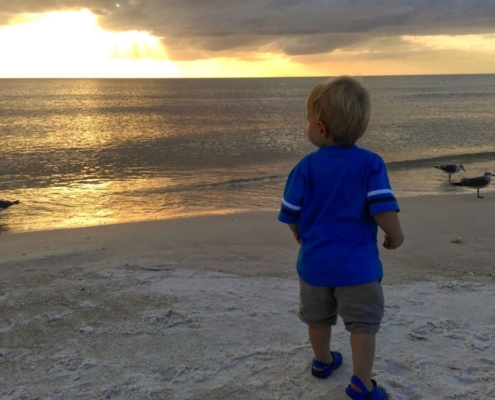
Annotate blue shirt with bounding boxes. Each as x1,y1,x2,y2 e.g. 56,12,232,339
278,145,399,287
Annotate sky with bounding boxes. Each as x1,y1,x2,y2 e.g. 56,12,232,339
1,0,495,78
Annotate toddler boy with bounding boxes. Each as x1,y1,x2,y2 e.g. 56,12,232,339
278,76,404,400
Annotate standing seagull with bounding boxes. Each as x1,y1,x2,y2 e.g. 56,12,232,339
0,199,20,212
452,172,492,198
433,164,465,181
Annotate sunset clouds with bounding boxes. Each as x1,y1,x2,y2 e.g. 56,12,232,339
1,1,495,77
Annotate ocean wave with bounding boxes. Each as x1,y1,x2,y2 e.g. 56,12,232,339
386,151,495,170
195,175,286,188
123,175,287,196
402,91,495,100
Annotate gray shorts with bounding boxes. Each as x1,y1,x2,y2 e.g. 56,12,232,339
298,278,384,333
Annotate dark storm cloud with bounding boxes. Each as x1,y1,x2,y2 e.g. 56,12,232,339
2,0,495,58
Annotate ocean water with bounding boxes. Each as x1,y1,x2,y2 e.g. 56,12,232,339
1,75,495,233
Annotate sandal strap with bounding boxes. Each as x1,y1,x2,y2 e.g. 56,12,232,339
312,351,341,370
312,359,331,370
350,375,376,394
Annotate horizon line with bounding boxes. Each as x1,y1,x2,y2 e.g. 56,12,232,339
1,72,495,80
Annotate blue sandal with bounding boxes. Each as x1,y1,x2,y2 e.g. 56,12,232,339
345,375,388,399
311,351,343,379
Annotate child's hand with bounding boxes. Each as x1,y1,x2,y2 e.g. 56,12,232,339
374,211,404,250
293,231,301,245
288,224,301,245
383,235,403,249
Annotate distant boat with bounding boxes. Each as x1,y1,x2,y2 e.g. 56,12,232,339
0,199,20,212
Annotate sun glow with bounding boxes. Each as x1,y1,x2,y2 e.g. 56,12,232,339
3,9,494,78
402,34,495,53
179,54,311,78
0,9,179,78
0,9,316,78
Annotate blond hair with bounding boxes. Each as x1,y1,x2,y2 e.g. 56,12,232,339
306,76,370,146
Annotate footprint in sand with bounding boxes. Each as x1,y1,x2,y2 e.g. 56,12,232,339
444,388,482,399
467,333,491,350
78,326,94,334
479,357,495,366
78,300,99,309
383,358,418,377
47,357,98,374
47,310,73,321
402,297,425,305
407,331,428,341
0,318,14,333
427,319,464,332
438,282,485,293
0,348,31,363
152,365,190,381
384,304,401,316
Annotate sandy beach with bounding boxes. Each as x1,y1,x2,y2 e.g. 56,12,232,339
1,193,494,399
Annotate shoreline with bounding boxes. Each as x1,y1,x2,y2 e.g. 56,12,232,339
1,192,494,285
1,171,494,235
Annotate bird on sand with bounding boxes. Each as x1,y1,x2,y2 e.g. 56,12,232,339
0,199,20,212
433,164,465,181
452,172,492,198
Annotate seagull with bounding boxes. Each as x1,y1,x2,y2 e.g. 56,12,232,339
452,172,492,198
433,164,465,181
0,199,20,212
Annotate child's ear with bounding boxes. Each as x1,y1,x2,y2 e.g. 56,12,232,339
317,121,329,138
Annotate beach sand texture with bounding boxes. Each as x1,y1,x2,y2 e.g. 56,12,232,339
1,194,494,399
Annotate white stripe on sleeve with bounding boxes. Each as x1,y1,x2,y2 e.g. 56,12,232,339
367,189,393,198
282,198,301,211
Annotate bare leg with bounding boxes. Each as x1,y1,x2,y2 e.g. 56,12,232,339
350,333,376,392
308,325,333,368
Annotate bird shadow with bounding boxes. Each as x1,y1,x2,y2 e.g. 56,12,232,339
440,181,460,192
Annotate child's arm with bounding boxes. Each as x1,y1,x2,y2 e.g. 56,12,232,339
288,224,301,244
373,211,404,249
